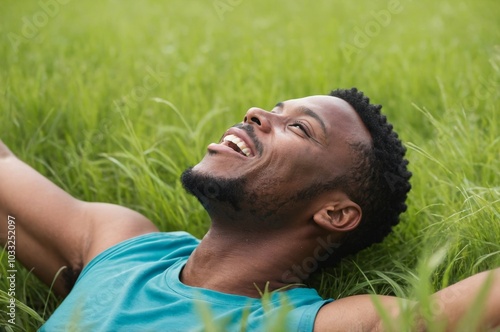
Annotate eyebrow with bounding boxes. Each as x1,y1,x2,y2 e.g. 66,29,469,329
274,102,327,136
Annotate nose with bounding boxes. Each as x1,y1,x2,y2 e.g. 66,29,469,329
244,107,271,133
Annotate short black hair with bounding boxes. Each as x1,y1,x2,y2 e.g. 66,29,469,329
321,88,412,266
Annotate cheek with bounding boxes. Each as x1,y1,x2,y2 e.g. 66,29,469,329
255,147,328,189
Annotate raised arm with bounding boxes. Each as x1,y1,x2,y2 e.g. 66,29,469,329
0,140,158,296
314,268,500,331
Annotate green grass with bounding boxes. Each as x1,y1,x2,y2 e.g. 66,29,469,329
1,0,499,330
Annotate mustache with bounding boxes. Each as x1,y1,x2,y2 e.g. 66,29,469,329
226,123,264,156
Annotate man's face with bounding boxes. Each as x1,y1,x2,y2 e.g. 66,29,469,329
182,95,371,223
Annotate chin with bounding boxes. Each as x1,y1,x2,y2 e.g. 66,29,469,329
191,156,244,180
180,167,245,212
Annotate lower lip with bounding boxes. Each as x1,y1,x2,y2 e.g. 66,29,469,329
207,143,249,158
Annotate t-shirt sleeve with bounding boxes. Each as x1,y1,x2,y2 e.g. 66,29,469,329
75,231,199,285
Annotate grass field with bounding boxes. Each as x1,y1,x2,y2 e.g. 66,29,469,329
1,0,499,330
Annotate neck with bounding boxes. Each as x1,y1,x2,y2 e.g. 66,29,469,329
181,224,322,298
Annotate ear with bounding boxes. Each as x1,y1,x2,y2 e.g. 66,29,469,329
313,201,362,233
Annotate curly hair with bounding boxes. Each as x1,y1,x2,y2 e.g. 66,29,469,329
320,88,412,267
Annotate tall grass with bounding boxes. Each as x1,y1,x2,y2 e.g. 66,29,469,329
1,0,499,330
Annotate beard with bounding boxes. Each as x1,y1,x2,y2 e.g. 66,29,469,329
180,166,292,227
180,167,246,213
180,166,342,228
181,157,346,229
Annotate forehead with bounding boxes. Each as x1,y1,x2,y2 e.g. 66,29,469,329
277,95,371,144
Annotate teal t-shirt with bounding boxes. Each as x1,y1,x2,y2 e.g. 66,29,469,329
40,232,332,331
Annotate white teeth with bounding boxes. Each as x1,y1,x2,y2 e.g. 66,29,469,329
236,141,246,150
223,134,237,143
223,134,252,156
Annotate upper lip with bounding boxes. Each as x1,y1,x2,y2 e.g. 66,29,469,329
221,127,256,157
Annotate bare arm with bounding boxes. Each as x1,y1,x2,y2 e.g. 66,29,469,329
0,140,158,296
429,268,500,330
314,268,500,331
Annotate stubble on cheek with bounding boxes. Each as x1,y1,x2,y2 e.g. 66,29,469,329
244,176,308,225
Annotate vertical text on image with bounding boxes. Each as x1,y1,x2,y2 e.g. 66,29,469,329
6,215,17,324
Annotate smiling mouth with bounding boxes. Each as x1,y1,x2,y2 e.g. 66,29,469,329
222,134,253,157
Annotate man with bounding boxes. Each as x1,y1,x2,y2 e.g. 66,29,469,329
0,88,498,331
